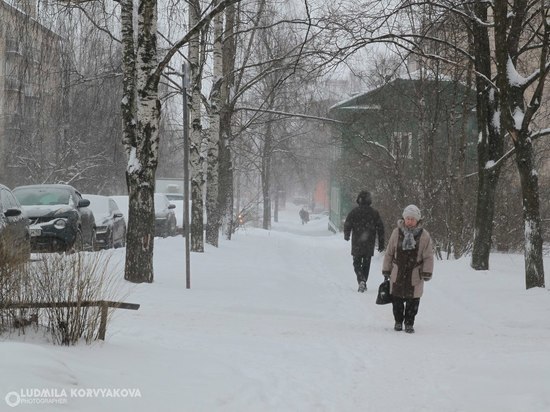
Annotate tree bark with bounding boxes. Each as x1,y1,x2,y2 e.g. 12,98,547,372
262,115,273,230
514,133,545,288
206,0,223,247
119,0,241,281
449,62,471,259
123,0,160,283
470,0,504,270
492,0,545,288
219,3,236,240
218,133,234,239
189,0,205,252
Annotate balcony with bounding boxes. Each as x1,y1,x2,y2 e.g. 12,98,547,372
5,38,23,56
24,82,38,97
4,76,23,92
4,113,22,131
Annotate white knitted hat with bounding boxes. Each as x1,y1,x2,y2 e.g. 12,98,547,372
402,204,421,221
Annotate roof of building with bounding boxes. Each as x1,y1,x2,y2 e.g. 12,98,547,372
329,78,475,115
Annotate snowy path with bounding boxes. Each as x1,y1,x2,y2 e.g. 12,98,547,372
1,206,549,412
124,209,549,412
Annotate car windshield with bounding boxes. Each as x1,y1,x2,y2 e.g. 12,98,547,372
164,193,183,201
84,195,110,218
14,187,71,206
154,194,169,210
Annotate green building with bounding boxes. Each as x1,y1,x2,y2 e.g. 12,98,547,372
328,78,477,233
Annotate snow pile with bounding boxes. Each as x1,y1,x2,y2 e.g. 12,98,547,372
0,205,548,411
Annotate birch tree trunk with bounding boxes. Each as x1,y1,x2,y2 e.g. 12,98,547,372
119,0,241,281
218,129,234,239
261,113,274,230
189,0,205,252
122,0,160,283
219,3,236,240
121,0,136,165
205,0,223,247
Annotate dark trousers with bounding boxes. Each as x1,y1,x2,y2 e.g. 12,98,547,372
352,256,372,284
392,297,420,326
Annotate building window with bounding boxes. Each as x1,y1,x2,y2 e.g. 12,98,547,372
390,131,413,159
6,37,22,55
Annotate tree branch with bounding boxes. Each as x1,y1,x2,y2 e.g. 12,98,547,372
236,106,346,125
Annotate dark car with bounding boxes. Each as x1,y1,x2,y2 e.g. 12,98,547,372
13,184,96,253
84,194,126,249
0,184,30,263
154,193,177,237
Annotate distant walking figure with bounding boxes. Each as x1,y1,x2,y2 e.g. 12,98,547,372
299,208,309,224
382,204,434,333
343,191,385,293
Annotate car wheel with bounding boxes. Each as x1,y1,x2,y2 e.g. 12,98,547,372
94,230,107,251
170,220,177,237
69,229,83,253
107,231,114,249
89,229,97,252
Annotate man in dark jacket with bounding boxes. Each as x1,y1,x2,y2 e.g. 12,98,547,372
343,191,385,292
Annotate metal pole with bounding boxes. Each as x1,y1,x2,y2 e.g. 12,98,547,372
182,63,191,289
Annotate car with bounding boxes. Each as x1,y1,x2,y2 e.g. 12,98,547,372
292,196,309,206
158,193,186,231
154,193,177,237
109,195,128,223
0,184,30,263
13,184,96,253
83,194,126,249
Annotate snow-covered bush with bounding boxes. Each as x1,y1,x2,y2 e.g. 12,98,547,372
0,252,125,345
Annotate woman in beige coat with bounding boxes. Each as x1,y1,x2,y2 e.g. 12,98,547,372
382,205,434,333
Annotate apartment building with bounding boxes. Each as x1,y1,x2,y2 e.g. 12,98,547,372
0,0,62,186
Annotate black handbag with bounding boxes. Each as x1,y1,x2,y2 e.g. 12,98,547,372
376,279,392,305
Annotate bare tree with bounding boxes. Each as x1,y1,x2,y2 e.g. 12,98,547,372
492,1,546,288
461,0,507,271
188,0,205,253
205,0,223,246
314,1,546,288
121,0,241,283
1,1,125,193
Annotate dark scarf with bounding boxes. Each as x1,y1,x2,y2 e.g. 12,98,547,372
401,226,423,250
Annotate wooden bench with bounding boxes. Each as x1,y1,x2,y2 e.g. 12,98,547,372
2,300,140,340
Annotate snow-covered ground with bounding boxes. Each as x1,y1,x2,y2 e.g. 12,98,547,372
1,205,549,411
